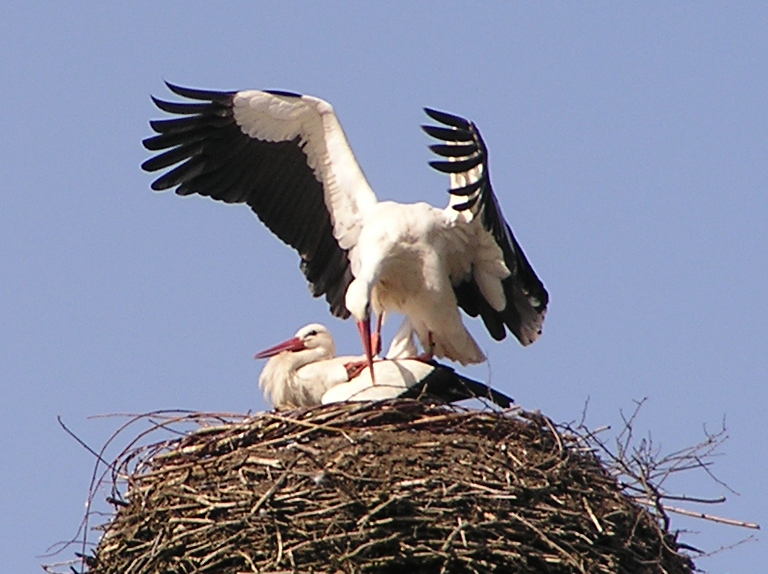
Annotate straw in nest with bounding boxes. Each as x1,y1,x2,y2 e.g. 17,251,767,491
85,400,694,574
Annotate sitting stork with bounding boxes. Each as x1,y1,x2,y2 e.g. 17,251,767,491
254,323,513,410
142,83,549,375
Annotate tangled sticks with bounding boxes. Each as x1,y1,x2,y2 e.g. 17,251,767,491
84,401,693,574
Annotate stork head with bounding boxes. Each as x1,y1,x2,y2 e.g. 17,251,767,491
344,279,371,322
256,324,336,409
254,323,336,361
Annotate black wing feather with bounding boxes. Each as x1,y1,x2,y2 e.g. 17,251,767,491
428,153,485,174
451,195,480,212
429,143,478,158
165,82,236,102
149,113,232,135
142,83,353,318
423,108,549,346
423,108,471,129
400,362,513,408
448,178,484,197
421,125,474,142
151,97,213,115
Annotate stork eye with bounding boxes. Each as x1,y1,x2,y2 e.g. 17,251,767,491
306,330,317,337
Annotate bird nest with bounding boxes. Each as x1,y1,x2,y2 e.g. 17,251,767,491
83,401,694,574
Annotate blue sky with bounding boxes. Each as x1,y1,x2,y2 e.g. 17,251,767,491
1,3,765,572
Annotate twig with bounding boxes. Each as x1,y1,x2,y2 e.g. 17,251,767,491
634,500,760,530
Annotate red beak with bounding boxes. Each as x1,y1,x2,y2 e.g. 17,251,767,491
357,318,376,384
254,336,306,359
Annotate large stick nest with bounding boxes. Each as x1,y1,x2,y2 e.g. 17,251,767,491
86,401,694,574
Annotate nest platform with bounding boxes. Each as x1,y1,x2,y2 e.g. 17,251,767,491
87,400,694,574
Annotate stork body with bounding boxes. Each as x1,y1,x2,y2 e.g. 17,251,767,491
254,324,512,409
143,84,549,369
320,359,513,408
346,200,490,363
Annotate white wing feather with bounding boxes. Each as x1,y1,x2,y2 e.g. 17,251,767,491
232,91,378,250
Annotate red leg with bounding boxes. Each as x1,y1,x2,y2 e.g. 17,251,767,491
344,360,367,380
370,314,383,357
356,318,376,384
416,332,435,363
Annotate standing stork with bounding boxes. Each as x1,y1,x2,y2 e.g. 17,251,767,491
142,83,549,375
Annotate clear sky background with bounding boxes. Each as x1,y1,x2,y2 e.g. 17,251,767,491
1,3,765,573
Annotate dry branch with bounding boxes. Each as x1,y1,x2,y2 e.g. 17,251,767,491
54,400,705,574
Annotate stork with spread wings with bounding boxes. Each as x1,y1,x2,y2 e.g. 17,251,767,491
142,83,548,375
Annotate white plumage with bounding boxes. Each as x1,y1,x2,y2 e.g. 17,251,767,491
253,324,512,409
254,323,349,408
142,83,549,372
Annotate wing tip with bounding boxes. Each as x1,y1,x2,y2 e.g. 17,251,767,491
162,81,236,102
423,107,471,129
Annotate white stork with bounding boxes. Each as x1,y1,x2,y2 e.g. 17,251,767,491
254,323,513,409
142,83,549,375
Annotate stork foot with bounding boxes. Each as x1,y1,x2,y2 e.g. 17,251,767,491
415,351,435,364
344,360,368,380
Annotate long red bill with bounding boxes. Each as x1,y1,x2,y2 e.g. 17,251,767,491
356,318,376,384
254,336,305,359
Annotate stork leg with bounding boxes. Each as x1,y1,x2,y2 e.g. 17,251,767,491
356,318,376,383
344,361,367,380
370,313,383,357
416,332,435,364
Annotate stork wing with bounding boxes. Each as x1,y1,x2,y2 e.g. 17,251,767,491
399,362,514,408
422,109,549,345
321,358,513,409
142,83,379,318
